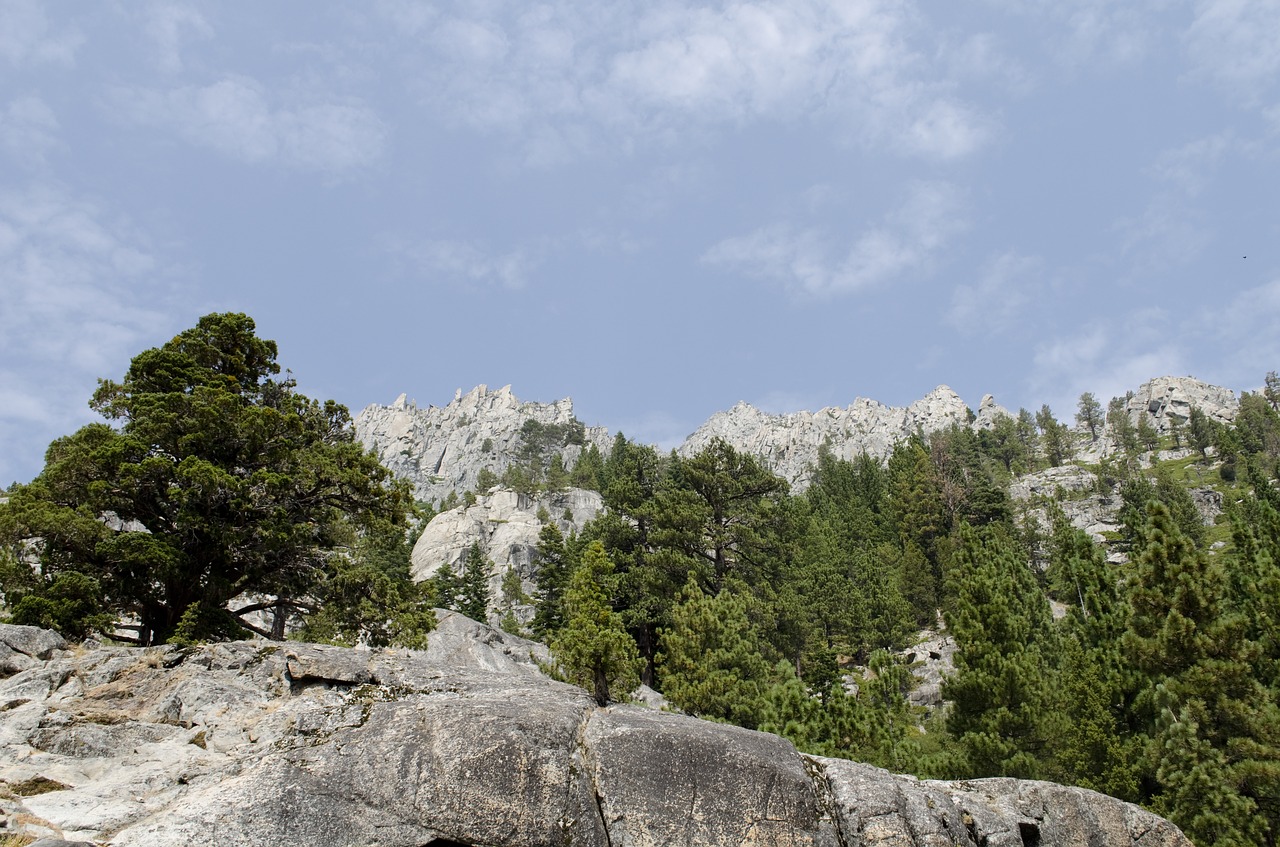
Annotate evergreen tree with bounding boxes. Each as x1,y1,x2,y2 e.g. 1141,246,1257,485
570,443,606,491
551,541,641,706
1015,408,1041,467
430,560,462,611
1266,371,1280,413
659,574,772,728
942,523,1052,778
1076,392,1104,441
475,466,499,492
296,519,435,649
1189,405,1215,459
459,542,491,622
1036,405,1074,467
1123,501,1280,847
887,436,948,569
0,313,408,645
651,438,788,591
1108,395,1140,455
1137,413,1160,453
531,522,572,638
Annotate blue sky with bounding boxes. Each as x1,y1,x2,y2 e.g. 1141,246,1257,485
3,1,1279,484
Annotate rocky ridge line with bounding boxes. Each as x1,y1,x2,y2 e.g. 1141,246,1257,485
354,384,611,504
0,620,1189,847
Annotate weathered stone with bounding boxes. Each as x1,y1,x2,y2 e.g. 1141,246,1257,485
0,630,1194,847
354,384,611,504
1124,376,1237,433
586,707,840,847
409,486,604,627
680,386,976,489
0,623,67,661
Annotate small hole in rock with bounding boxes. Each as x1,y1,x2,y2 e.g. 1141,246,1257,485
1019,821,1041,847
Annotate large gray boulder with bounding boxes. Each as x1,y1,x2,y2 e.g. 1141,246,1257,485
0,621,1191,847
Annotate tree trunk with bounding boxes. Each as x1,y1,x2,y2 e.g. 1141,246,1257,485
271,598,288,640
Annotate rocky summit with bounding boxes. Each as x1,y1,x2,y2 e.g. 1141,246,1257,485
354,384,611,504
0,620,1189,847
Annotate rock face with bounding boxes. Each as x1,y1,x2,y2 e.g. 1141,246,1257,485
1124,376,1238,433
410,486,604,626
0,620,1190,847
354,384,612,504
680,386,974,488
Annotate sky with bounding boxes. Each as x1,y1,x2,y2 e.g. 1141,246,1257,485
3,1,1280,485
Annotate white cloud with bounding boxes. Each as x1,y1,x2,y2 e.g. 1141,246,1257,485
612,409,694,452
1185,0,1280,103
948,252,1043,333
703,181,964,296
0,0,82,68
143,2,213,74
0,185,182,483
983,0,1161,70
1148,131,1237,195
391,238,540,289
112,76,387,173
0,95,60,165
1195,278,1280,384
386,1,993,162
1114,193,1211,274
1029,319,1184,418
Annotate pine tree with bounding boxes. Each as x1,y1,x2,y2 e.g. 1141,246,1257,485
1036,405,1074,467
1076,392,1104,441
459,542,491,622
551,541,641,706
659,574,772,728
943,523,1052,778
1123,501,1280,847
531,522,571,639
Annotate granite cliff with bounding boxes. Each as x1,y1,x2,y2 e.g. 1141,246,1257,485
0,620,1190,847
356,377,1240,501
354,384,611,504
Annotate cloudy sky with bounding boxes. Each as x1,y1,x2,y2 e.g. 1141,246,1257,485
3,1,1279,484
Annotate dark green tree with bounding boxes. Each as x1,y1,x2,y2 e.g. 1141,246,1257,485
531,522,572,638
570,443,606,491
459,542,491,622
1189,405,1215,460
296,519,435,649
650,438,788,592
942,523,1053,778
1124,502,1280,847
550,541,641,706
659,573,772,728
475,466,499,492
1036,405,1074,467
1076,392,1104,441
0,313,408,645
1108,395,1140,455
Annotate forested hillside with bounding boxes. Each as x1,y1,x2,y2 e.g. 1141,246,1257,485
3,315,1280,847
416,377,1280,847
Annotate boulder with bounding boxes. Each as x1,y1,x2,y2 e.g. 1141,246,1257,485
1124,376,1237,433
0,622,1193,847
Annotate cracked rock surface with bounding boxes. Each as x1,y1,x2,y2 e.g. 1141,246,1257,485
0,617,1190,847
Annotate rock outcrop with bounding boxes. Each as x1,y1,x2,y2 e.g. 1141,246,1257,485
354,385,611,504
679,386,974,489
1123,376,1237,433
410,487,604,626
0,620,1190,847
